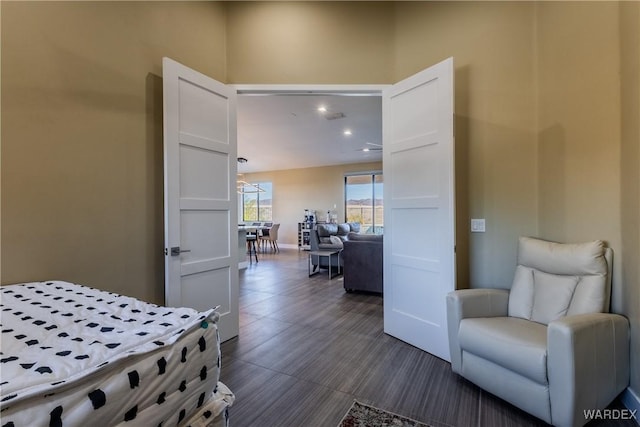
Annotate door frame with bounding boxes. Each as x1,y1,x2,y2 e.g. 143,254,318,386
234,84,388,95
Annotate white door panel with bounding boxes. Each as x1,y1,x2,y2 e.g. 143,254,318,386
181,268,232,314
179,145,229,199
383,57,455,361
178,79,229,142
390,82,439,143
181,211,230,259
163,57,239,342
390,145,440,199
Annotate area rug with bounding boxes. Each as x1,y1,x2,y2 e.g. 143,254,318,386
338,400,432,427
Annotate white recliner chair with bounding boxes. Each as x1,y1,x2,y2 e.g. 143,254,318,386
447,237,629,427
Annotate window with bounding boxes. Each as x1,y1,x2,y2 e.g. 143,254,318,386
345,173,383,234
241,182,272,222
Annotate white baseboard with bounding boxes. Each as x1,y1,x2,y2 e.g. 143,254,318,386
621,387,640,426
277,243,299,250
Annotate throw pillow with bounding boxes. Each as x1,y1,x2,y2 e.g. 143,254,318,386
337,223,351,236
531,270,579,324
329,235,344,248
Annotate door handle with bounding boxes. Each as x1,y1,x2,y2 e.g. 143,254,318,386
170,247,191,256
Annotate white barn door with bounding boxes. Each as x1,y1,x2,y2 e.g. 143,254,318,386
163,57,239,342
383,57,455,361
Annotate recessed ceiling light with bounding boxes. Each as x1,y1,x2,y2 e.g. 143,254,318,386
344,130,352,136
363,148,370,152
317,106,327,113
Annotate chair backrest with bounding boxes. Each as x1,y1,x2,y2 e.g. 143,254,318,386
269,223,280,240
508,237,612,325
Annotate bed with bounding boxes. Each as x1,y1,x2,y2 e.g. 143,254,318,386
0,280,234,427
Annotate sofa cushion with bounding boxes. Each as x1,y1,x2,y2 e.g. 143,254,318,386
329,236,344,248
348,222,361,233
337,223,351,236
317,223,338,238
316,223,358,244
347,232,383,242
459,317,548,385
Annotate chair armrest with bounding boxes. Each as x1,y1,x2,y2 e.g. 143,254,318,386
446,289,510,319
308,228,320,251
446,289,509,373
548,313,629,427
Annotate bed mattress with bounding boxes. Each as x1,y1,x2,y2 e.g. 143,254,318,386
0,281,233,426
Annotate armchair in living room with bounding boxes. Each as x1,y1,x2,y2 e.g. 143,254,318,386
446,237,629,427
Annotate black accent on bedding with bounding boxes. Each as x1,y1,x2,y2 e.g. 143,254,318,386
0,281,233,426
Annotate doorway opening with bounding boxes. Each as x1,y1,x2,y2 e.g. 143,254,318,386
234,85,386,247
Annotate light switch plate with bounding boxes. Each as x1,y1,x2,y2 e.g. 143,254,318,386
471,218,486,233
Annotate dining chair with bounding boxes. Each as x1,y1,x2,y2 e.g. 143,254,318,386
262,223,280,252
246,233,258,263
247,222,260,242
258,222,273,251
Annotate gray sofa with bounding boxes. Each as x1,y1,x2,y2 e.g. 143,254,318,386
342,232,383,294
309,223,360,271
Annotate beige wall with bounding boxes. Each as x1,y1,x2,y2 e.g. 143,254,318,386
242,162,382,246
1,1,227,303
536,1,621,271
619,0,640,402
393,2,539,290
535,1,639,394
226,1,394,84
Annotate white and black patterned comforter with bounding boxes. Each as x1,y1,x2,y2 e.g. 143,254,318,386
0,281,233,427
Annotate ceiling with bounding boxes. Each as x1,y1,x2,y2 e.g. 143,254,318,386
237,94,382,174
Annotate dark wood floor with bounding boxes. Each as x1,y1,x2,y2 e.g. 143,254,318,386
220,249,632,427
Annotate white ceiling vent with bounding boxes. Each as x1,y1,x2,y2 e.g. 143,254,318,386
325,112,346,120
